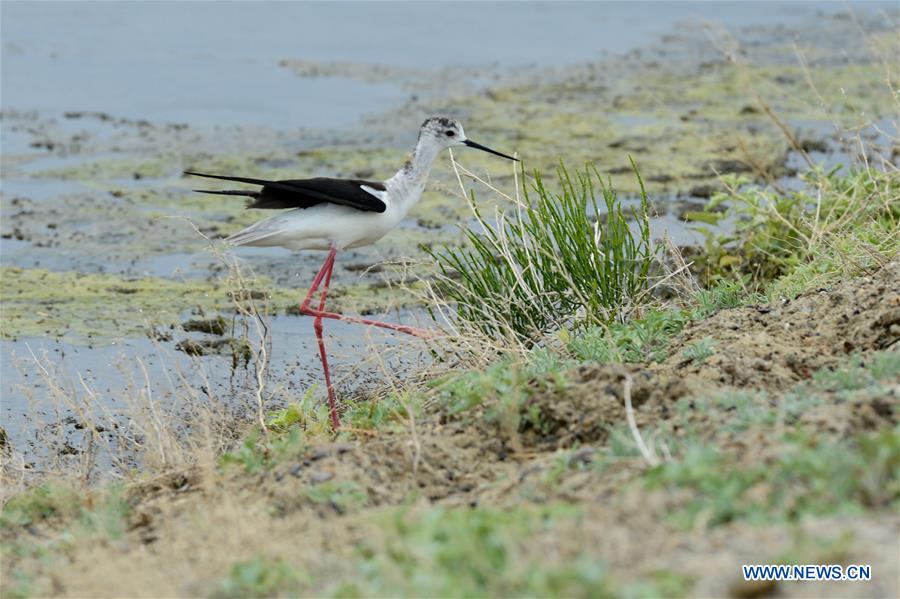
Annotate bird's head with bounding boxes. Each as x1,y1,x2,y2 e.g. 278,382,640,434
418,116,518,161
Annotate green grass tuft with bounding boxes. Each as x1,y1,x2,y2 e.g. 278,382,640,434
427,161,655,344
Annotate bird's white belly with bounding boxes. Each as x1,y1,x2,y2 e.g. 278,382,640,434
262,204,401,251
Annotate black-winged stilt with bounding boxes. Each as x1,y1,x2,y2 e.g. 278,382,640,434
185,117,517,428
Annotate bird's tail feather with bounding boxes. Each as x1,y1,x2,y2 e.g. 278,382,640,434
184,170,274,187
224,220,281,247
193,189,260,198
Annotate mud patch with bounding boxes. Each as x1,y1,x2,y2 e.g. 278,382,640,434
660,261,900,394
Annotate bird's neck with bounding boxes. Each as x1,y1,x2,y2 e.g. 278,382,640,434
402,137,442,182
386,138,441,214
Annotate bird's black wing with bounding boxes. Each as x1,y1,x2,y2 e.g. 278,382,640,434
184,171,387,213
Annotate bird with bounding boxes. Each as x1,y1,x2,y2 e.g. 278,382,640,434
185,117,517,428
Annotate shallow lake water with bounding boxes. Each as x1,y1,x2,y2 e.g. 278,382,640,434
2,1,883,127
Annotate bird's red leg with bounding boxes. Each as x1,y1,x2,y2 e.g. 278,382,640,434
312,253,340,429
310,309,434,338
299,249,435,338
300,247,337,313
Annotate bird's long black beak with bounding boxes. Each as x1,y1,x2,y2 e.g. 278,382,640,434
464,139,518,161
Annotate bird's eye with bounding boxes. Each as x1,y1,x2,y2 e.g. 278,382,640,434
444,130,455,137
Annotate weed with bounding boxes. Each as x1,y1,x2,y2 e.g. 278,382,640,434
428,161,655,345
713,390,777,431
689,167,899,291
867,351,900,382
77,484,131,540
541,449,588,486
776,386,823,423
219,429,305,474
674,350,897,436
341,505,616,598
526,347,575,377
570,309,687,364
346,391,420,431
266,387,327,434
0,483,81,528
813,351,900,393
645,427,900,528
621,569,695,599
211,557,302,599
431,353,572,443
692,277,760,318
266,404,305,433
434,360,522,416
605,426,647,459
565,328,623,363
775,529,856,570
857,426,900,505
304,481,367,512
219,431,269,474
681,337,715,363
2,570,41,599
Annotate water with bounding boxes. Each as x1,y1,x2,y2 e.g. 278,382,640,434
1,311,433,469
3,1,890,127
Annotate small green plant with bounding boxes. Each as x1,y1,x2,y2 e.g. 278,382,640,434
219,430,268,473
219,428,305,473
569,309,687,364
812,351,900,393
347,391,420,430
682,337,715,363
689,167,899,291
340,505,616,598
712,390,777,432
868,350,900,382
645,427,900,528
304,481,367,512
428,160,655,344
692,277,760,318
0,483,81,528
266,404,304,432
433,355,568,426
2,570,40,599
266,386,331,436
212,557,301,598
77,484,131,540
627,569,696,598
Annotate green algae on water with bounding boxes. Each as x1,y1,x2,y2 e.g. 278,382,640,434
1,267,427,344
0,267,292,343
